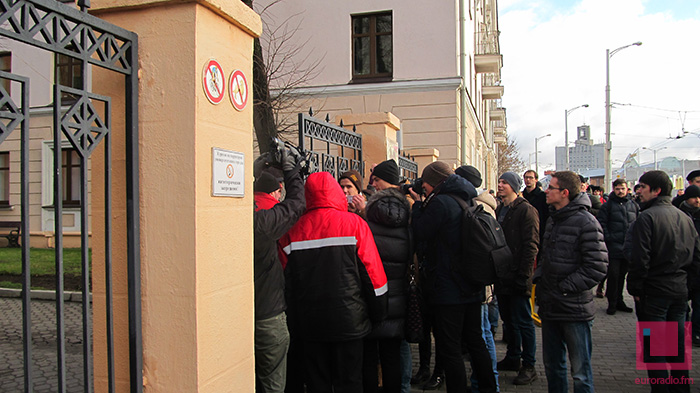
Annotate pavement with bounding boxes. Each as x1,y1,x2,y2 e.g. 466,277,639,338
1,290,699,392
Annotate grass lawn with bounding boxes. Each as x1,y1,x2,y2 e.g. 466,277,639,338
0,248,88,276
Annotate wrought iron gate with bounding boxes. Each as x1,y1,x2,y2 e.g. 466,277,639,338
299,109,363,179
0,0,141,391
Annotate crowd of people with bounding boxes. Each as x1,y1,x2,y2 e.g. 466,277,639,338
252,149,700,393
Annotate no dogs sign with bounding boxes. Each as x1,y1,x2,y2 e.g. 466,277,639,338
229,70,248,111
202,59,225,104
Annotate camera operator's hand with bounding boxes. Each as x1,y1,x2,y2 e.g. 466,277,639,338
408,187,422,203
254,152,271,179
282,148,297,173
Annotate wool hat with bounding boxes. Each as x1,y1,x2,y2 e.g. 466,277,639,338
254,171,281,194
339,170,363,193
687,169,700,182
455,165,482,187
372,160,400,185
685,184,700,199
499,171,523,193
422,161,454,187
578,174,589,184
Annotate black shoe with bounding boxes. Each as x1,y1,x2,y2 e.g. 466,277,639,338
606,307,617,315
497,357,521,371
411,367,430,385
513,364,538,385
596,288,605,298
693,336,700,348
422,374,444,390
616,303,633,313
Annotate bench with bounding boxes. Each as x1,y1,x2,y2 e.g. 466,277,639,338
0,221,21,247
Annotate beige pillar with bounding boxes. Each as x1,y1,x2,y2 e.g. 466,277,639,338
90,1,261,392
403,148,440,174
337,112,400,179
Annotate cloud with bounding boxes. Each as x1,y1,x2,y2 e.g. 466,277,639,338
500,0,700,172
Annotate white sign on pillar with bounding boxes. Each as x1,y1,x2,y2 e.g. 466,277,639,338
212,148,245,197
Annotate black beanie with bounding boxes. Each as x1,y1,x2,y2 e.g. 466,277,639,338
455,165,482,187
372,160,400,185
254,171,281,193
422,161,454,187
685,185,700,199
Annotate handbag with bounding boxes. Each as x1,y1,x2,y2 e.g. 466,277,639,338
405,259,424,343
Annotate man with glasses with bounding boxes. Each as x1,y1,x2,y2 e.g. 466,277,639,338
534,171,608,393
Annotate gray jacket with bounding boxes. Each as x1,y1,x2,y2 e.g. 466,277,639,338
534,193,608,321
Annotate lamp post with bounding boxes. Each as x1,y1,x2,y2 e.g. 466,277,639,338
605,41,642,191
528,151,541,169
643,146,667,170
565,104,589,171
535,134,551,178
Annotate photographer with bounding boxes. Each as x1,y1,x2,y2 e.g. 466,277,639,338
253,148,305,393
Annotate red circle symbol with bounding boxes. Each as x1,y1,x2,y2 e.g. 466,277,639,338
203,59,225,104
229,70,248,111
226,164,234,178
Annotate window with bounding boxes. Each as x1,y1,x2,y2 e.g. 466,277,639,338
56,52,82,102
62,148,81,206
352,12,392,82
0,152,9,206
0,52,10,95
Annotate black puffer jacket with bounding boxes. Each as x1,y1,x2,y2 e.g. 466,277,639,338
523,186,549,247
365,187,412,339
495,197,539,296
533,193,608,321
627,196,700,299
597,192,639,259
412,174,481,305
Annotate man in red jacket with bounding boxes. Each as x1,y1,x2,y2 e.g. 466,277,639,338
280,171,388,393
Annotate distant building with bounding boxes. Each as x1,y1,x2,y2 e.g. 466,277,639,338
555,125,604,173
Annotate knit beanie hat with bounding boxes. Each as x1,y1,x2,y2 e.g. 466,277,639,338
339,170,363,193
685,184,700,199
422,161,454,187
455,165,482,188
372,160,400,185
499,171,522,193
254,171,281,194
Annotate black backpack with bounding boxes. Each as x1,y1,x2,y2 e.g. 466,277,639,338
447,194,514,286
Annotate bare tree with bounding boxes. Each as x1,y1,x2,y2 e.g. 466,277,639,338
497,135,526,175
243,0,323,152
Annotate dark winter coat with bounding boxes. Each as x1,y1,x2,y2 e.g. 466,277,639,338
533,193,608,322
253,168,305,321
587,192,602,217
627,196,700,299
522,186,549,247
679,201,700,235
365,187,412,339
412,174,482,305
597,192,639,259
279,172,388,342
495,197,539,297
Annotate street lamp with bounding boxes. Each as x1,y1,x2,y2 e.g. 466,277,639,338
565,104,589,170
528,151,542,169
642,146,667,170
535,134,551,178
605,41,642,191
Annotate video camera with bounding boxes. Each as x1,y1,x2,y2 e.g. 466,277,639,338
254,137,313,179
400,178,424,196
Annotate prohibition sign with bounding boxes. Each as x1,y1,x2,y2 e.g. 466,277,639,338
226,164,234,178
229,69,248,111
202,59,225,104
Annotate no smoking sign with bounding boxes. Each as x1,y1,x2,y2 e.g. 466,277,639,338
229,70,248,111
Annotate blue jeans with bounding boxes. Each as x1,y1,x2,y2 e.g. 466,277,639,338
541,320,594,393
635,295,691,393
399,340,412,393
471,303,499,393
498,293,537,366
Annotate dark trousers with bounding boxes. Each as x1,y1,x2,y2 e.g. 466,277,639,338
635,296,691,393
606,257,629,309
417,306,442,374
434,303,496,393
363,337,402,393
497,293,537,366
303,339,363,393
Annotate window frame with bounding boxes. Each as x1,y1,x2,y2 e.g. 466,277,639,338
0,52,11,95
0,151,9,207
55,51,83,103
61,148,81,207
351,11,393,83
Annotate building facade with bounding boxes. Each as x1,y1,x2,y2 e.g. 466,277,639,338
555,125,604,174
254,0,507,189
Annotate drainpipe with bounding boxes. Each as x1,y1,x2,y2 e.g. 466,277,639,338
459,0,468,166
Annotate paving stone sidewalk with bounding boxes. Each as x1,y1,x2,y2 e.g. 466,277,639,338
409,292,700,392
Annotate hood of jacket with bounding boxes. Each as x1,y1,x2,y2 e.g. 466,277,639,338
304,171,348,212
366,187,411,228
474,190,498,211
434,174,478,201
550,192,591,221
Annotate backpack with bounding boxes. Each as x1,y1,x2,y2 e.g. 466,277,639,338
446,194,514,286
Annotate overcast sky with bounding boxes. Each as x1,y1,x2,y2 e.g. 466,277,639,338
499,0,700,173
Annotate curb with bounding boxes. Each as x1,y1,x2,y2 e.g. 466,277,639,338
0,288,91,302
